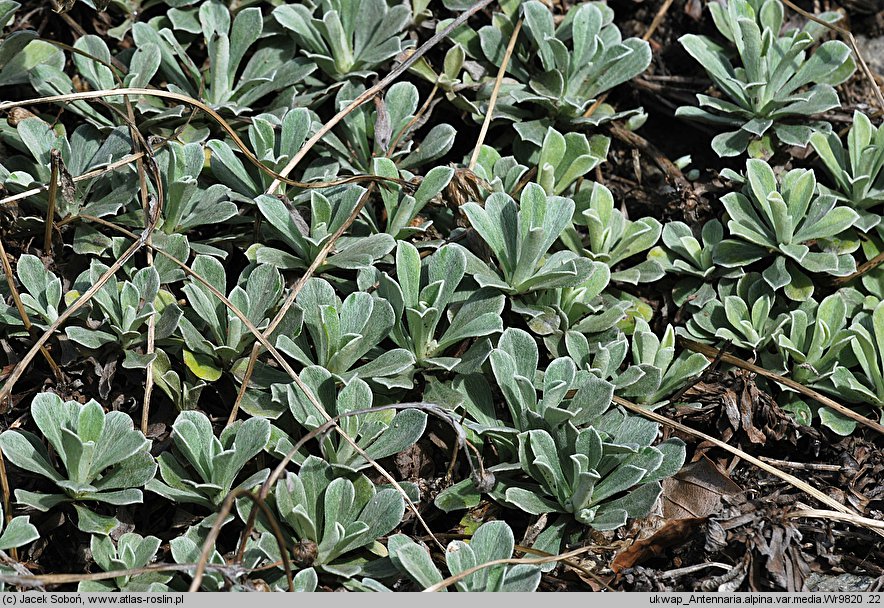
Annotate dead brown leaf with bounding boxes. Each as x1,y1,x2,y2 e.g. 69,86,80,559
611,517,707,573
662,456,743,520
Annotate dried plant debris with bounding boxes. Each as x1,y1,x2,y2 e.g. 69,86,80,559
0,0,881,593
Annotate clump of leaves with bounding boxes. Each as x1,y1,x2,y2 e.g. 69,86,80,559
810,110,884,230
570,320,710,405
0,1,64,89
563,182,664,285
677,0,855,157
273,0,411,79
1,254,61,333
0,394,157,521
512,260,629,355
830,299,884,413
0,116,133,219
476,1,650,127
65,263,182,369
682,273,789,350
78,534,171,592
276,277,416,388
243,455,405,578
715,159,860,300
251,185,395,272
377,241,504,371
194,2,310,111
770,290,860,434
207,108,312,199
155,141,238,236
773,290,855,386
501,419,685,530
487,328,614,436
535,126,609,196
469,145,530,197
178,259,284,382
274,368,427,472
146,411,270,509
133,2,311,110
388,521,541,591
371,162,454,239
327,83,456,174
464,183,596,294
649,220,741,307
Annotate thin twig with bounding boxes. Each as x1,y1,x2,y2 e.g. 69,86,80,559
679,337,884,435
758,457,841,472
660,563,733,580
115,77,159,437
0,450,14,562
788,503,884,529
612,395,884,539
0,561,278,589
468,18,523,170
188,489,293,592
643,0,676,42
832,249,884,285
0,151,146,208
43,150,60,255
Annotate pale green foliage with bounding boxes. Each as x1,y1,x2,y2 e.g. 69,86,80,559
564,182,664,284
147,410,270,509
649,220,741,307
568,320,710,406
464,183,597,294
378,241,504,371
505,422,685,529
0,0,798,589
536,126,609,196
274,369,427,471
67,263,181,368
388,521,541,591
715,159,859,300
0,394,156,521
0,504,38,552
5,254,62,331
273,0,411,79
243,455,405,577
251,185,395,272
79,534,171,592
478,1,650,124
682,273,789,350
677,0,855,156
276,277,416,387
328,82,456,174
831,300,884,410
178,259,284,382
811,111,884,228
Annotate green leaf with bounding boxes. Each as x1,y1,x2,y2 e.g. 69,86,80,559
0,515,38,551
183,350,223,382
388,535,445,590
